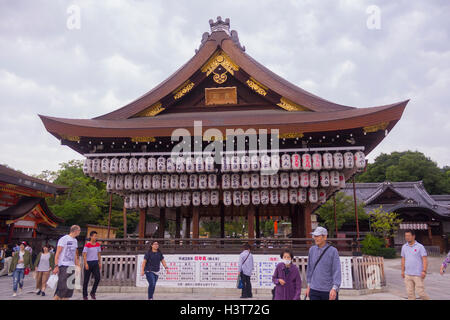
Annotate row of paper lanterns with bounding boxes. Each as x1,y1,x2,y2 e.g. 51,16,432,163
83,151,365,175
124,188,328,209
104,170,346,192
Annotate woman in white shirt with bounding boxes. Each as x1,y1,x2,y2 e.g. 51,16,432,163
33,245,55,296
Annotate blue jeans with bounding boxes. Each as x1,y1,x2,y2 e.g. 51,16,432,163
145,271,159,299
12,268,25,292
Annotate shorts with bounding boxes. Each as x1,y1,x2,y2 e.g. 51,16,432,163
55,266,75,298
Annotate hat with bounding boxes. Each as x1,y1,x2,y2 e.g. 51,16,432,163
311,226,328,236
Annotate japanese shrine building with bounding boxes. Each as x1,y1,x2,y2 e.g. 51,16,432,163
39,17,409,241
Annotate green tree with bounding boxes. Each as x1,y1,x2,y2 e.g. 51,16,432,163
357,151,449,194
316,192,368,237
368,206,402,240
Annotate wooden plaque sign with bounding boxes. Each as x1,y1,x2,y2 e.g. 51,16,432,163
205,87,237,105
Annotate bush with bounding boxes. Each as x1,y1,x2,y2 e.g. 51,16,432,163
376,247,397,259
361,234,385,256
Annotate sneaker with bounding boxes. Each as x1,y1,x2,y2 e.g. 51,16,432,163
41,292,46,296
18,288,22,294
90,293,96,300
36,290,42,295
12,293,17,297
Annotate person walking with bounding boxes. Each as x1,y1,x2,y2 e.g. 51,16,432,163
33,244,55,296
82,231,102,300
401,229,430,300
52,225,81,300
305,227,341,300
9,242,32,297
0,245,14,276
272,249,301,300
238,243,254,299
440,250,450,276
140,241,168,300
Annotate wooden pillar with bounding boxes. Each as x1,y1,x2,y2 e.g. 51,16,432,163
220,203,225,239
248,206,255,239
139,208,146,239
123,206,127,239
159,208,166,239
352,177,360,240
185,216,191,238
175,208,181,239
333,194,338,237
255,206,260,239
291,204,298,238
304,205,312,238
107,193,113,238
192,207,199,239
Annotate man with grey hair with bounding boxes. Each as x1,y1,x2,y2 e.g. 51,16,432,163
53,225,81,300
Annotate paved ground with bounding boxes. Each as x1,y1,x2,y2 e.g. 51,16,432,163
1,257,449,300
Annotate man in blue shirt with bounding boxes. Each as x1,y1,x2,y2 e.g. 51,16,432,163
401,229,429,300
305,226,341,300
238,243,254,298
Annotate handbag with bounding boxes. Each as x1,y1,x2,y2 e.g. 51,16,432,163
47,274,59,289
236,252,251,289
304,244,332,300
24,268,30,275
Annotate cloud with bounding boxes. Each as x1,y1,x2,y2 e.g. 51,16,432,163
0,0,449,176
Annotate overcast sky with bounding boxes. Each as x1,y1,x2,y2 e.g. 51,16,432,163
0,0,449,176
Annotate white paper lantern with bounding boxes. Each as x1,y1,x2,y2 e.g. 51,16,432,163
260,190,270,205
231,174,240,189
198,174,208,189
201,191,210,206
308,188,318,203
152,175,161,190
251,173,260,188
300,172,310,188
339,173,346,188
142,175,152,190
333,152,344,170
280,172,290,188
166,192,174,207
222,174,231,189
208,174,217,189
129,157,138,174
330,171,340,187
109,158,119,174
221,157,231,172
270,189,279,205
223,191,232,206
241,174,251,189
233,191,242,206
270,174,280,188
124,175,134,190
119,158,129,174
355,151,366,169
189,174,198,189
302,153,312,171
318,189,327,204
260,154,271,171
192,191,201,206
134,175,143,190
281,154,291,170
182,192,191,206
161,174,170,190
124,195,131,209
290,172,300,188
179,174,188,189
157,193,166,207
280,189,289,204
147,193,156,207
271,154,280,171
147,157,157,173
174,192,182,207
289,189,298,204
92,158,101,174
298,188,308,203
115,175,124,190
291,153,301,170
312,153,322,171
251,190,260,205
241,155,250,172
260,174,270,188
185,157,195,173
344,152,354,169
231,155,240,172
157,157,166,173
166,157,176,173
309,171,319,188
170,175,179,189
195,156,205,172
250,155,260,171
320,171,330,187
205,156,215,172
130,194,138,209
176,157,185,173
106,175,115,191
83,158,92,175
139,193,147,208
101,158,110,174
242,190,250,206
322,153,333,169
210,190,219,206
138,158,147,174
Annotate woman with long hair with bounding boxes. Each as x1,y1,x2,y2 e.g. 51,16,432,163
33,244,55,296
140,241,168,300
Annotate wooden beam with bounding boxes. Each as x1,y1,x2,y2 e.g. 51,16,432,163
304,205,312,237
248,206,255,241
139,208,146,239
220,203,225,239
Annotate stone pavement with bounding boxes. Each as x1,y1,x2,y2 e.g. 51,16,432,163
1,257,449,300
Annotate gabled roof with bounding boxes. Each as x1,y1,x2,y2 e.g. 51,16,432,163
0,196,64,224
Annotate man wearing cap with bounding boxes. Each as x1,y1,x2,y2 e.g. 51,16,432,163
305,226,341,300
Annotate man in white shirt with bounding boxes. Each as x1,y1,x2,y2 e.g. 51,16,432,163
53,225,81,300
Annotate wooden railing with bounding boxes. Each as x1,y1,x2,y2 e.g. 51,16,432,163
81,255,137,286
98,238,356,256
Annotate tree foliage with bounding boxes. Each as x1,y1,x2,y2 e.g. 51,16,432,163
368,206,402,239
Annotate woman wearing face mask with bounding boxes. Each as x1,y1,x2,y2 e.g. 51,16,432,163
272,249,302,300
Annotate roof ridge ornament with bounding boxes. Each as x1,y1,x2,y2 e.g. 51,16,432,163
197,17,245,53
